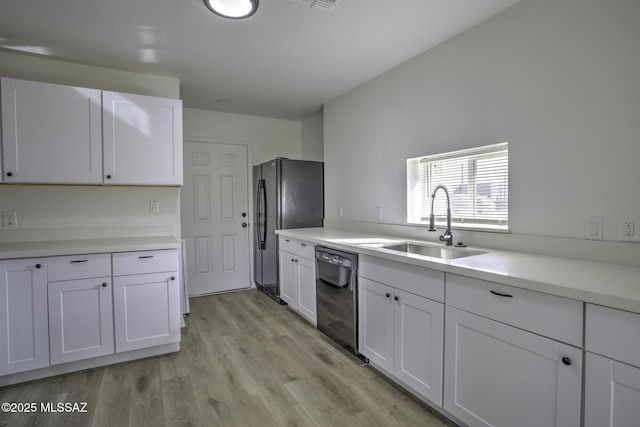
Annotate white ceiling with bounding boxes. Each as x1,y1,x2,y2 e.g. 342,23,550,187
0,0,519,121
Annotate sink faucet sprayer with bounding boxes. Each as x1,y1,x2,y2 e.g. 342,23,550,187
429,185,453,246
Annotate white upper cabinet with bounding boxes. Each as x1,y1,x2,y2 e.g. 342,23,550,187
0,78,183,186
103,91,183,186
1,78,102,184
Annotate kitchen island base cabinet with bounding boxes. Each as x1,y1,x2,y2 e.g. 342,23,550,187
359,277,444,406
444,307,582,427
0,259,48,375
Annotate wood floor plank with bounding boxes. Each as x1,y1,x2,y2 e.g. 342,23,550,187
0,289,456,427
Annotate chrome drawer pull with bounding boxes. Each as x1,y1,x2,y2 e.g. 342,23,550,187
70,260,89,263
138,255,154,259
490,290,513,298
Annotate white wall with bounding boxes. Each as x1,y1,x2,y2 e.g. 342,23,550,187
183,108,302,165
324,0,640,246
0,50,182,243
301,112,324,161
0,49,179,99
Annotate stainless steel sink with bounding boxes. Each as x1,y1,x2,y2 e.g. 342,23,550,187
382,243,486,260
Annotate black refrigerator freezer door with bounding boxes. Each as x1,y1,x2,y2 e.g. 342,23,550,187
279,159,324,229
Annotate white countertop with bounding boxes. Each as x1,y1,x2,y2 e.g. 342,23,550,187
277,227,640,315
0,236,181,259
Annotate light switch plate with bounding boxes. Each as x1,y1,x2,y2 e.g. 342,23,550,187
584,217,602,240
150,201,159,214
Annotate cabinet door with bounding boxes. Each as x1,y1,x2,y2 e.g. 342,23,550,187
48,277,114,365
358,277,394,374
1,78,102,184
278,251,297,307
0,259,48,375
103,91,182,185
585,352,640,427
296,256,316,324
444,307,582,427
394,289,444,405
113,272,180,352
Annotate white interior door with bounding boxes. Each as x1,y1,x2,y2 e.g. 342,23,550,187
182,141,251,295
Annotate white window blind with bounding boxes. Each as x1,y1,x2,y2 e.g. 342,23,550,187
407,142,508,231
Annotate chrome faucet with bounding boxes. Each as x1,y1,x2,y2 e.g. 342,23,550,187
428,184,453,246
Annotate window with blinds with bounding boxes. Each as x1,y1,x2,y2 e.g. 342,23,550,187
407,142,509,231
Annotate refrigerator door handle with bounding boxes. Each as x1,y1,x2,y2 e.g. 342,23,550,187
256,179,267,250
260,181,267,249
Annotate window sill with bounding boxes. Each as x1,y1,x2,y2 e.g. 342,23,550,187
405,221,510,234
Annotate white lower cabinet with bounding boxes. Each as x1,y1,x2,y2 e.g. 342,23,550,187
584,303,640,427
0,259,48,375
48,254,114,365
358,256,444,406
112,251,181,352
278,237,316,324
444,274,583,427
584,352,640,427
48,278,114,364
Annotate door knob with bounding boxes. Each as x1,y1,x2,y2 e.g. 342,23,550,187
242,212,247,217
242,222,248,228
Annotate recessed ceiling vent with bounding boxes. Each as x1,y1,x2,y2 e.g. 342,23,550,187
294,0,341,12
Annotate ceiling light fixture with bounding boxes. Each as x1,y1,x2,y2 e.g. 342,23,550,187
204,0,259,19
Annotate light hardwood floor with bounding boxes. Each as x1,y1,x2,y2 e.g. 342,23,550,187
0,289,454,426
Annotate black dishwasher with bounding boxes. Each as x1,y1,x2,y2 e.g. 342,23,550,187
315,246,359,356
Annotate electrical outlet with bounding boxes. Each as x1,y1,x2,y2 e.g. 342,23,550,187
338,206,343,217
150,201,160,214
618,216,640,241
375,207,382,222
2,211,17,228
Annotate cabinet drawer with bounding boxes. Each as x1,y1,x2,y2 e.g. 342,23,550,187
47,254,111,281
586,304,640,367
446,274,583,346
278,236,315,260
112,250,179,276
359,255,444,302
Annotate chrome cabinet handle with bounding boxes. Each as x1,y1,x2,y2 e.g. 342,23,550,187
35,264,42,269
490,290,513,298
394,295,399,301
138,255,154,259
102,283,108,287
385,293,391,298
70,260,89,263
562,356,572,366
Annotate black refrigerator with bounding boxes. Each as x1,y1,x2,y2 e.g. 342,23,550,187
253,158,324,302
